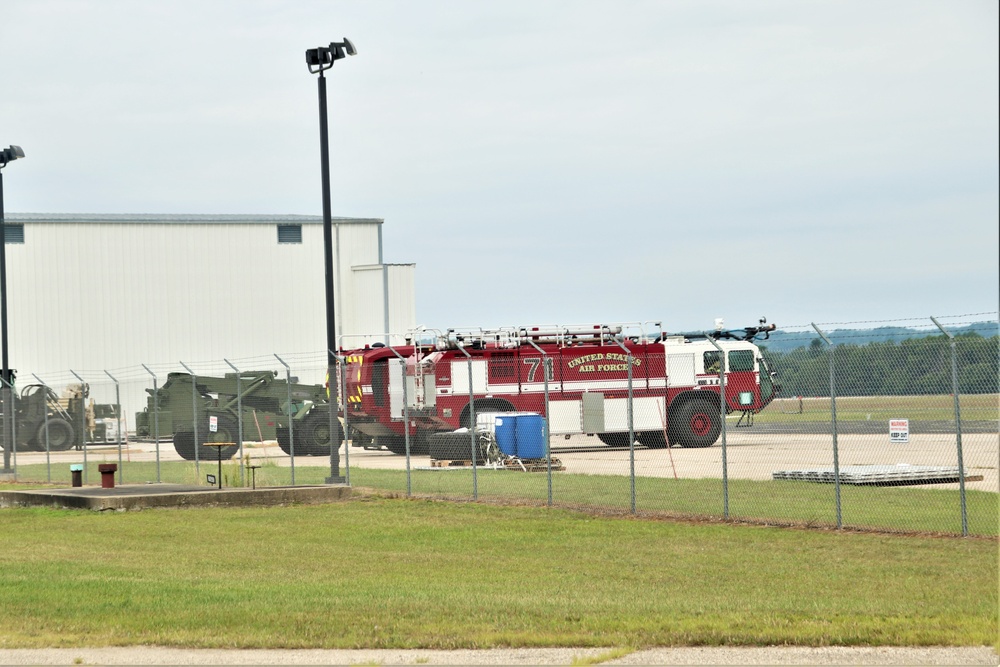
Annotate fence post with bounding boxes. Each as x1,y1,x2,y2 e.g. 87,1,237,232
274,354,296,486
0,374,12,476
706,336,729,520
141,364,161,483
456,345,478,500
338,353,351,486
31,374,52,483
0,374,15,476
526,339,552,507
223,359,245,485
69,371,88,483
811,324,842,529
179,362,201,479
387,346,411,497
930,316,969,536
612,337,636,514
104,370,123,485
325,349,346,485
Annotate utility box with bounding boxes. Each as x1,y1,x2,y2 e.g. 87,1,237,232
98,464,118,489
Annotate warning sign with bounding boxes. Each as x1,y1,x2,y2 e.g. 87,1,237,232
889,419,909,443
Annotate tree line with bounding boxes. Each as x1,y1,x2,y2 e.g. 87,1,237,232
760,333,999,397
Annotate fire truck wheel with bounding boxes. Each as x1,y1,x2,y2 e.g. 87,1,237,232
671,401,721,448
381,436,406,455
429,432,486,462
597,432,632,447
637,431,669,449
37,418,75,451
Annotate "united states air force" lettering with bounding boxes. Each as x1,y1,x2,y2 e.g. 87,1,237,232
567,352,642,373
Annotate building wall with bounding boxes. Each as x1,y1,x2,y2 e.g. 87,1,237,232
348,264,417,348
3,214,415,398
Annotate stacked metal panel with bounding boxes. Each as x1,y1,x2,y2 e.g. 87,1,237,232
772,464,974,485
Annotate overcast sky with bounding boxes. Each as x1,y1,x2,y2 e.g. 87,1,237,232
2,0,997,334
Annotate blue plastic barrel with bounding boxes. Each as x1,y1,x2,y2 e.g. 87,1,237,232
494,416,518,455
514,413,545,459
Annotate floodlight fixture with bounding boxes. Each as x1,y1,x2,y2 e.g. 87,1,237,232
306,47,334,73
305,38,356,74
335,38,357,57
0,145,24,169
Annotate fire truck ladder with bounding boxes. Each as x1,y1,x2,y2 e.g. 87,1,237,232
441,323,663,349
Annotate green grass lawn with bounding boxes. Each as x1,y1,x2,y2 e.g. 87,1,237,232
758,393,999,424
0,497,996,649
7,459,998,536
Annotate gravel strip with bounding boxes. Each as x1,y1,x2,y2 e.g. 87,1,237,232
0,647,995,666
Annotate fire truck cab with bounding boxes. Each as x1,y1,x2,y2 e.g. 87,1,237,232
342,322,777,455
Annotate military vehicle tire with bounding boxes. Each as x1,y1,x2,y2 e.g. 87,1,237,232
670,400,721,448
38,418,75,451
299,411,343,456
428,432,486,461
173,416,240,461
276,426,292,455
15,436,42,452
173,431,197,460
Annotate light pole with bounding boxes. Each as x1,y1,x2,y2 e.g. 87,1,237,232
306,39,355,484
0,145,25,475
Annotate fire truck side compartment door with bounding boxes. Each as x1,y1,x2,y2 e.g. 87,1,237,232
549,400,582,434
581,392,605,433
451,360,487,394
667,354,696,387
604,397,666,431
423,374,436,408
389,360,404,419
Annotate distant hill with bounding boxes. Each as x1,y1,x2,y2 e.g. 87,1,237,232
758,321,999,354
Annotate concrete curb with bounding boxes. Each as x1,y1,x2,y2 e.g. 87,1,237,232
0,484,352,510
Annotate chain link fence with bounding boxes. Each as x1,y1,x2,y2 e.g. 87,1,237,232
2,315,997,536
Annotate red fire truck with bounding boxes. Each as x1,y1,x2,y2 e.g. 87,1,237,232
341,321,777,455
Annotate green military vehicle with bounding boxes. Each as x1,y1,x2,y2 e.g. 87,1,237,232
134,370,339,461
0,383,119,452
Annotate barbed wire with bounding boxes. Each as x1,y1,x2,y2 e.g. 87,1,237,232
780,312,998,330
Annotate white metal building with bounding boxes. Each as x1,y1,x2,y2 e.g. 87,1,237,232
3,213,416,383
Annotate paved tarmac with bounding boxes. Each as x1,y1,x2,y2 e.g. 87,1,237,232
0,646,996,665
7,427,998,493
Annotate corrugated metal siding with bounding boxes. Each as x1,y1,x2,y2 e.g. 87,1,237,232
386,264,416,344
335,223,383,343
4,219,415,378
349,266,389,346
